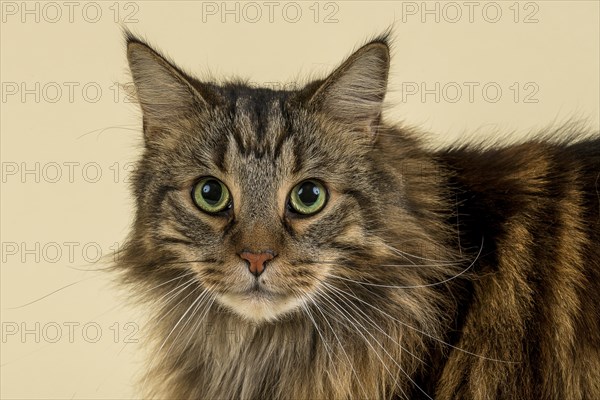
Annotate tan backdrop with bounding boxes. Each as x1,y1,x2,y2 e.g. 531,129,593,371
1,1,598,398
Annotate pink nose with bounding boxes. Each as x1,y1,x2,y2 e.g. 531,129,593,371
239,251,275,277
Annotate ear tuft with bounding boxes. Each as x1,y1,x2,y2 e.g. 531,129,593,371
125,32,208,139
308,37,391,135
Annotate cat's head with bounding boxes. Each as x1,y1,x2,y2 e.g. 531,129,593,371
122,33,449,323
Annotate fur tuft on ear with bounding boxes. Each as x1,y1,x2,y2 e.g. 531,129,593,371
124,30,208,139
307,36,391,135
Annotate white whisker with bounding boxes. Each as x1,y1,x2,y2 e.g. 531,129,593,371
309,288,370,399
321,282,425,366
323,282,433,400
326,236,483,289
297,299,345,395
316,287,410,399
324,279,518,364
141,285,205,394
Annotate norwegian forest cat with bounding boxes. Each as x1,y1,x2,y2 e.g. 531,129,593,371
117,31,600,399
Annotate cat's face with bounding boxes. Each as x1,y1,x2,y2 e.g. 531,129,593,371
140,99,386,322
125,35,419,322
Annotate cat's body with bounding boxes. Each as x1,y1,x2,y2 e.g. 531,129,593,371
431,138,600,399
117,32,600,399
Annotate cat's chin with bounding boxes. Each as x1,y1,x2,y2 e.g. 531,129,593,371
217,291,303,322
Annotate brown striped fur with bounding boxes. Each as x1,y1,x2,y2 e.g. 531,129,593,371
116,31,600,399
434,139,600,399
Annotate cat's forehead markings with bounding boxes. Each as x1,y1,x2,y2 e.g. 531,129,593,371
233,96,252,124
231,92,285,157
265,98,285,150
232,96,256,153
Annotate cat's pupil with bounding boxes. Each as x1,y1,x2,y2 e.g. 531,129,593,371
298,182,320,205
202,180,222,205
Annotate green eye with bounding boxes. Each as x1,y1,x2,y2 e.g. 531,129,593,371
289,180,327,215
192,177,231,214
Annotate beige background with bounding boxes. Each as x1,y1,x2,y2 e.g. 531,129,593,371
1,1,598,398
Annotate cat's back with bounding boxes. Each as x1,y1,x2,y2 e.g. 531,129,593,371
433,134,600,399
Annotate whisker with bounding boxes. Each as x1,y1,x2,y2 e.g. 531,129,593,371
174,289,216,367
320,284,426,366
382,242,454,264
5,275,100,310
297,299,345,394
323,280,518,364
82,273,199,334
162,287,213,365
307,290,370,399
152,276,196,305
142,258,220,268
325,236,483,289
297,259,462,269
141,285,206,394
137,270,197,296
323,284,433,399
316,287,409,399
76,124,140,140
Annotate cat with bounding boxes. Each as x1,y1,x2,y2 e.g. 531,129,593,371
116,30,600,399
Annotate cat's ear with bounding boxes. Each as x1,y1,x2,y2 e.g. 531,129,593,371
126,33,211,139
307,36,390,135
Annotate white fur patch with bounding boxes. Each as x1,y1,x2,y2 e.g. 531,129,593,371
218,292,303,322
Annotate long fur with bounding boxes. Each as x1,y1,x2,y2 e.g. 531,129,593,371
115,32,600,399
